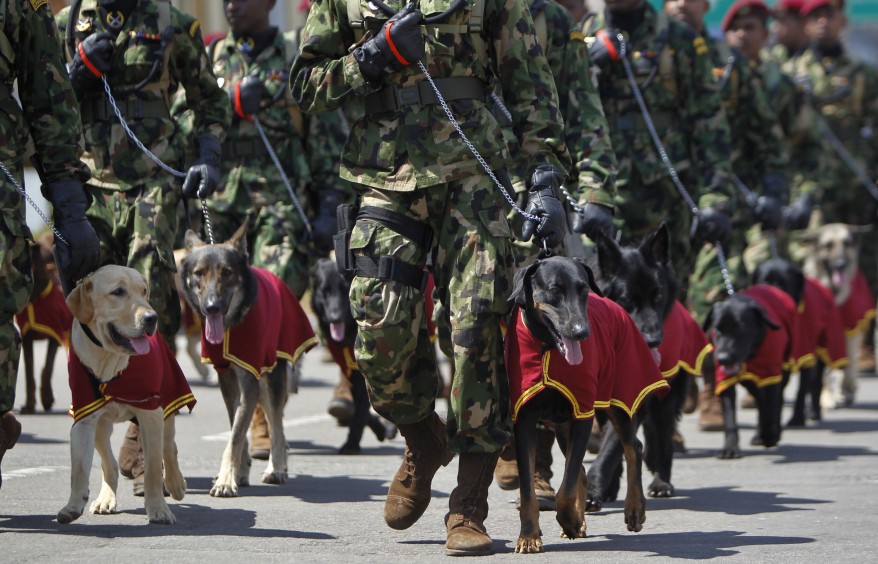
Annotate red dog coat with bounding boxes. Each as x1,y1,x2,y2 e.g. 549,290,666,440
201,267,318,378
15,281,72,347
792,277,848,371
714,285,798,395
505,294,669,422
839,270,876,337
68,333,196,422
658,300,713,379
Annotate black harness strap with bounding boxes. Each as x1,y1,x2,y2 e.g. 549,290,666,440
354,206,433,291
358,206,433,249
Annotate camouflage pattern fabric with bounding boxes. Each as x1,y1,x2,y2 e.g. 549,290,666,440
786,47,878,295
1,0,89,412
582,5,733,289
292,0,571,453
174,28,353,298
349,181,514,453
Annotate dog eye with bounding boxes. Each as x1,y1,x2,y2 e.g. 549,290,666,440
192,269,204,279
110,288,126,297
222,267,234,278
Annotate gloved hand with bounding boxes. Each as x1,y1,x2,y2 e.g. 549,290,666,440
783,193,814,230
754,172,788,230
353,3,425,83
231,75,266,118
572,203,614,239
521,165,568,248
68,32,115,92
311,189,346,254
182,134,222,199
691,207,732,247
41,181,101,295
588,29,622,68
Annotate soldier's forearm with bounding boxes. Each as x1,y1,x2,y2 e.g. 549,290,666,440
290,54,375,114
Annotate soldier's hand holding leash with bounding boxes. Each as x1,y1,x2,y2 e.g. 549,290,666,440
182,134,222,199
572,203,615,240
67,32,114,92
354,3,425,83
783,192,814,230
521,165,568,248
753,173,788,231
231,75,267,118
42,181,101,294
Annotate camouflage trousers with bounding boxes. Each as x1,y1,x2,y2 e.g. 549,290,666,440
687,230,749,326
208,202,312,299
86,181,180,345
349,177,514,454
0,171,34,412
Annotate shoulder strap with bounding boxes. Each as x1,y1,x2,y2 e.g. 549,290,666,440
348,0,365,42
533,9,547,51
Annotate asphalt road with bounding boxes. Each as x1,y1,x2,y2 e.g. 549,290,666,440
2,334,877,562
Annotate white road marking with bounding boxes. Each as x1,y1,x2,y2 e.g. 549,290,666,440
201,413,333,442
2,466,68,480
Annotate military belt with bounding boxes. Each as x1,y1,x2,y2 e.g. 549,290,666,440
610,112,674,132
363,77,486,115
354,255,429,291
222,138,266,159
80,96,170,124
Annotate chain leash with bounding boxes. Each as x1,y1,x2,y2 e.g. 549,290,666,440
0,161,68,245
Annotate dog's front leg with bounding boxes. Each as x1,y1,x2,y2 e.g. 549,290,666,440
556,419,589,540
717,386,741,459
259,363,288,485
139,407,175,524
162,414,186,501
841,332,861,406
40,339,58,412
211,369,258,497
58,416,99,524
514,412,543,554
607,407,646,532
586,422,623,512
759,382,783,448
90,414,119,515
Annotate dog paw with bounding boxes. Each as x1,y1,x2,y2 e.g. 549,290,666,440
584,496,602,513
90,496,117,515
647,478,674,498
716,446,741,460
750,433,764,446
624,504,646,532
262,471,287,485
514,536,544,554
558,520,586,540
338,443,361,455
786,415,806,428
57,507,83,524
165,473,187,501
19,404,35,415
210,479,239,498
40,389,54,412
147,504,177,525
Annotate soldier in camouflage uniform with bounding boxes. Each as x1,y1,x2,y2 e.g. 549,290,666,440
768,0,808,64
56,0,231,346
581,0,734,291
291,0,571,553
0,0,101,489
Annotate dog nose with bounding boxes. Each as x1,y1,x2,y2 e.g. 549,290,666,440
571,324,590,340
141,311,158,334
204,300,222,315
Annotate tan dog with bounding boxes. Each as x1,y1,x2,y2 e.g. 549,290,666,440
802,223,874,408
57,266,195,525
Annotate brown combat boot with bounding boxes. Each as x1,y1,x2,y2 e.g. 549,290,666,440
698,382,724,432
682,377,699,414
327,376,355,426
385,411,454,530
118,421,141,480
0,411,22,490
445,452,500,556
493,443,518,491
533,427,556,511
249,405,271,461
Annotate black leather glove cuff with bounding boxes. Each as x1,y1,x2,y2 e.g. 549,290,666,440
42,181,90,216
196,134,222,166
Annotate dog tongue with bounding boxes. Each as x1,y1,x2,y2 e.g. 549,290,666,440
832,270,844,289
561,338,583,365
205,313,225,345
330,322,346,342
130,337,150,355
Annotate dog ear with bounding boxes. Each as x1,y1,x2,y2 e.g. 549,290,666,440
594,228,622,279
66,278,95,324
641,222,671,266
793,230,819,246
754,303,782,331
509,260,541,307
185,229,206,251
701,304,715,333
572,257,604,297
227,218,249,255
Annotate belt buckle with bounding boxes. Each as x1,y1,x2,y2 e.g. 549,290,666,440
395,85,421,108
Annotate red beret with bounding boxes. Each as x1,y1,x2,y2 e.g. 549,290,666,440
775,0,805,14
801,0,844,17
722,0,771,31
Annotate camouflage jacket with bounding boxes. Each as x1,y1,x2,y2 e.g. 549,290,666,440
785,47,878,190
174,29,352,215
290,0,571,191
0,0,89,234
56,0,230,191
705,35,788,193
582,6,733,210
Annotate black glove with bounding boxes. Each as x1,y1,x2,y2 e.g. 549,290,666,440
182,135,222,199
754,172,788,230
783,193,814,230
311,189,346,254
691,207,732,247
353,3,425,83
572,203,614,239
588,29,622,68
42,181,101,295
521,165,568,248
231,75,266,118
68,32,115,92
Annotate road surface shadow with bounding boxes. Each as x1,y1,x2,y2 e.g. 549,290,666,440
0,505,335,539
287,439,404,457
768,443,876,463
14,432,67,445
526,530,814,558
595,486,828,516
806,418,878,434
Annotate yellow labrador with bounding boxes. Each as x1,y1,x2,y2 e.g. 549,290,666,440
57,266,195,525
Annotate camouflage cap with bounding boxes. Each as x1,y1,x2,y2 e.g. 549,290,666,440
722,0,771,31
800,0,844,17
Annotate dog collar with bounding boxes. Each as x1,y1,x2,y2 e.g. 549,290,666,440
80,322,105,348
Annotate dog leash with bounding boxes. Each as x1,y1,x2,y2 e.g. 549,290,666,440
100,76,216,244
616,33,735,296
730,174,779,259
0,160,69,245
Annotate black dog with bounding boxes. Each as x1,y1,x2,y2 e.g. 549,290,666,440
704,284,798,459
506,256,668,553
587,224,705,503
310,258,396,454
